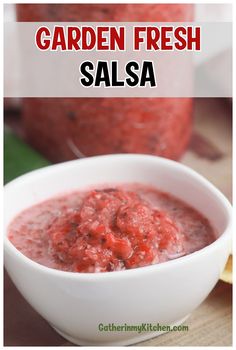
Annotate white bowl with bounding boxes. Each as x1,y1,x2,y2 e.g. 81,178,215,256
4,154,232,346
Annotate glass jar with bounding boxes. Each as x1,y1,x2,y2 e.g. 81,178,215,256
17,4,193,162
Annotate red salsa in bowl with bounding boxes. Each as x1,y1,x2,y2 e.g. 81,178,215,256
8,184,216,273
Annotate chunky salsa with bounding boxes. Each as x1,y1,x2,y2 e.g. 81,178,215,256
8,184,215,273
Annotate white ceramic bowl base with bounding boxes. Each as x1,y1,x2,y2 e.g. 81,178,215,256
51,315,190,346
4,155,232,346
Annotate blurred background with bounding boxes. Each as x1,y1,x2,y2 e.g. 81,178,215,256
4,3,232,347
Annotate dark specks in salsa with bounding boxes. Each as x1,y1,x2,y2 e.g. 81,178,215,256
8,184,216,273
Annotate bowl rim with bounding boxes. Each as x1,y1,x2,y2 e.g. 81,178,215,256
4,154,232,281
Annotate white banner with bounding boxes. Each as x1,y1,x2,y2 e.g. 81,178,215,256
4,22,232,97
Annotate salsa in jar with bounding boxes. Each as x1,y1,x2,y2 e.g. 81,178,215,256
17,4,193,162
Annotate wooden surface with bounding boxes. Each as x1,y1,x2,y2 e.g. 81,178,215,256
183,98,232,202
4,98,232,346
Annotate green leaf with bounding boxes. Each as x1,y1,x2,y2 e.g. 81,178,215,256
4,127,50,184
